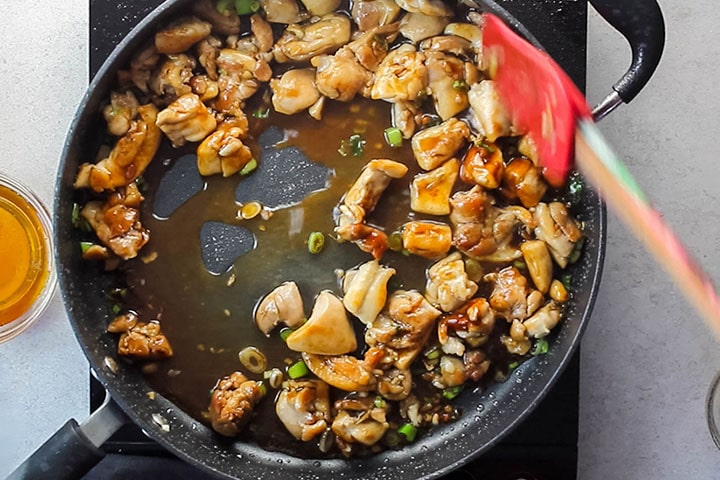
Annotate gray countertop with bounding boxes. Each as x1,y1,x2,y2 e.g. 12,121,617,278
2,1,720,478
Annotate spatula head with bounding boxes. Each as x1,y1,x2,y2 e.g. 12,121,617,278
481,13,591,186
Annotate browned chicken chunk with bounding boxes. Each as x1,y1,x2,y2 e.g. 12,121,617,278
209,372,266,437
108,313,173,360
276,380,331,441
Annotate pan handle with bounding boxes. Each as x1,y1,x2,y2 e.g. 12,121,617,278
588,0,665,121
7,393,127,480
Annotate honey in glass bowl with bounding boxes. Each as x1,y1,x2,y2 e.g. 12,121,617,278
0,173,56,342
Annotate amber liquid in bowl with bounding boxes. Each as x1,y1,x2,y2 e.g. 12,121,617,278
0,183,51,327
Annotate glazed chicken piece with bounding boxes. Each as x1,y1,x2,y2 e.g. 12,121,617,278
75,104,161,192
108,313,173,360
400,12,450,43
156,93,217,147
392,101,420,139
261,0,304,24
155,17,212,55
213,76,260,118
460,141,505,190
468,80,511,142
332,396,390,455
149,54,196,103
300,0,341,15
189,74,220,102
335,223,389,260
351,0,401,31
217,48,272,83
303,353,377,392
485,266,544,323
286,291,358,355
342,260,396,326
433,350,490,388
270,68,322,116
501,157,548,208
196,36,222,80
250,13,274,53
192,0,241,36
523,300,561,339
425,252,478,313
410,158,459,215
395,0,453,17
370,44,428,103
411,117,470,170
533,202,583,268
437,297,495,356
196,124,253,176
254,281,305,335
276,380,331,442
347,24,398,72
401,221,452,260
80,198,150,260
273,13,352,63
124,45,160,94
208,372,266,437
312,48,373,102
423,50,470,121
103,91,139,137
365,290,442,370
443,22,483,63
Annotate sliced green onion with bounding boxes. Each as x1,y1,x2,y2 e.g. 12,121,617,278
561,273,573,290
442,385,463,400
239,158,257,175
425,346,441,360
279,327,294,342
530,338,549,356
384,127,403,147
452,79,469,91
387,231,403,252
508,360,520,370
216,0,234,13
568,238,585,264
111,304,122,315
374,396,387,409
72,203,92,232
349,134,365,157
287,360,309,379
235,0,260,14
307,231,325,254
80,241,94,254
464,258,483,281
397,423,418,442
239,346,267,373
256,381,267,396
252,108,270,119
513,260,527,270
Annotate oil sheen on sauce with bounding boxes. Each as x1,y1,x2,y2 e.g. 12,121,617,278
0,184,50,326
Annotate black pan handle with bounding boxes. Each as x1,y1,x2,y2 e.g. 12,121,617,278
588,0,665,120
7,394,127,480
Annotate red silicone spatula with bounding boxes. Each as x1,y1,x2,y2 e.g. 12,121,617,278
481,13,720,337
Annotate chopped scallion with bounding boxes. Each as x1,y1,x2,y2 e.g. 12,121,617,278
530,338,549,356
452,79,469,91
239,158,257,175
235,0,260,14
442,385,463,400
256,381,267,396
384,127,403,147
252,108,270,119
508,360,520,370
374,396,387,409
568,237,585,264
216,0,234,13
279,327,294,342
561,273,573,290
387,231,403,252
287,360,309,379
307,231,325,254
111,304,122,315
425,347,441,360
349,134,365,157
80,241,94,254
397,423,418,442
513,260,527,270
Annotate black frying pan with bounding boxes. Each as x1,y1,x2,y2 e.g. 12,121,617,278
9,0,664,478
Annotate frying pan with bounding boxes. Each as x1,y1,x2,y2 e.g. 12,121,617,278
9,0,664,478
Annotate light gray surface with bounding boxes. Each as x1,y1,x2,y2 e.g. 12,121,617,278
1,1,719,478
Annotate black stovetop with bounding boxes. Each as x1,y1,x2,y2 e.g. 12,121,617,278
89,1,587,479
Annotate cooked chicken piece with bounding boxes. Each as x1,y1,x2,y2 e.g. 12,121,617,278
217,48,272,83
425,252,478,313
197,36,222,80
209,372,265,437
468,80,511,142
523,301,561,338
462,349,491,382
300,0,341,15
520,240,553,293
370,44,428,103
113,320,173,360
286,291,357,355
270,68,321,116
500,318,532,355
196,125,253,176
303,353,377,392
213,76,259,118
155,17,212,55
312,49,373,102
443,23,483,62
365,290,441,370
460,141,505,189
149,54,195,103
103,91,139,137
423,50,470,120
106,181,144,209
261,0,304,24
75,104,161,192
274,13,352,63
411,117,469,170
352,0,400,31
255,282,305,335
250,13,274,53
439,355,466,387
80,199,150,260
342,260,395,325
276,380,331,441
126,45,159,94
400,12,450,43
438,297,495,355
107,311,139,333
533,202,583,268
335,223,389,260
308,96,326,120
336,159,408,227
349,24,398,72
376,368,412,400
156,93,217,147
450,186,533,262
189,74,220,101
420,34,474,59
517,134,539,165
392,101,420,138
485,266,544,322
410,158,459,215
401,221,452,259
501,157,548,208
193,0,241,35
332,396,389,451
395,0,453,17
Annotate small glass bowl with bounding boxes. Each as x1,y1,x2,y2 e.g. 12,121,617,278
0,173,57,343
707,369,720,449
